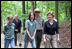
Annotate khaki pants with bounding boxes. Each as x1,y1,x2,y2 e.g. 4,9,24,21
44,34,57,48
14,33,21,45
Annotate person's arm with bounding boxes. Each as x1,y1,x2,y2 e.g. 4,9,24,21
32,21,37,40
43,22,47,44
32,29,36,39
3,31,5,35
56,22,60,42
13,19,17,32
43,34,45,40
3,25,6,35
57,34,60,42
14,24,15,31
25,20,32,40
42,19,44,28
26,28,31,38
18,20,21,31
43,34,46,44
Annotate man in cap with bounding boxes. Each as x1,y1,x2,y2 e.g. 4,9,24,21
34,8,44,48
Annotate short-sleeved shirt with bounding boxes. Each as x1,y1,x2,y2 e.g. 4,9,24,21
3,23,15,40
23,20,37,42
35,16,44,30
43,20,59,35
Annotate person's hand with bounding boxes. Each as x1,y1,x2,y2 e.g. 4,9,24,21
15,29,18,32
30,36,34,40
3,31,5,35
44,39,46,44
3,32,5,35
31,37,34,40
57,38,60,42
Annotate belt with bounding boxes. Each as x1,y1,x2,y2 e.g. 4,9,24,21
37,30,42,32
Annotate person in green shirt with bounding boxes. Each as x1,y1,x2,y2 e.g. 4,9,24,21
23,12,37,48
3,15,15,48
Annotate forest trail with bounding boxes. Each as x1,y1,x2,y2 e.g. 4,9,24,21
1,21,71,48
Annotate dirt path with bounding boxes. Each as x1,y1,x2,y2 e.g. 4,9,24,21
1,33,61,48
58,21,71,48
1,34,44,48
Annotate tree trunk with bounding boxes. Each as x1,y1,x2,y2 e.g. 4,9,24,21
31,1,34,11
65,2,68,17
27,1,28,14
68,7,71,17
34,1,36,9
55,1,59,28
22,1,25,30
47,2,49,11
68,1,71,17
65,7,67,17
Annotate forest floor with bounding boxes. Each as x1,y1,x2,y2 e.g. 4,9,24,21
1,21,71,48
57,21,71,48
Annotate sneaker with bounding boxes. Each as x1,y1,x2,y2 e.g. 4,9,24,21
19,43,22,46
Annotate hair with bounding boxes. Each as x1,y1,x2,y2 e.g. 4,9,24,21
15,14,18,17
47,11,55,17
28,11,35,21
7,15,13,20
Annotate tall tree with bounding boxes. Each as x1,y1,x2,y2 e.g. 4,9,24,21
34,1,36,9
31,1,34,11
22,1,25,30
65,7,67,17
68,1,71,17
55,1,59,27
27,1,28,14
65,1,68,17
47,2,49,11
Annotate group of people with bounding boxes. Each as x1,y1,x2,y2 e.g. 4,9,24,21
3,8,60,48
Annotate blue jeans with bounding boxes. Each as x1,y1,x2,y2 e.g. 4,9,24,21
24,39,36,48
4,38,15,48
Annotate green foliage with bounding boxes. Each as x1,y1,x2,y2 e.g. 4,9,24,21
21,26,25,34
59,16,71,23
1,1,71,33
20,14,28,34
20,14,28,22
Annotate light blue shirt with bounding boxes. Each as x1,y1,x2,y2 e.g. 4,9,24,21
3,23,15,40
23,20,37,42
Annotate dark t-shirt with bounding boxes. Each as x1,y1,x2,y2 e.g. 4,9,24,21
43,20,59,35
